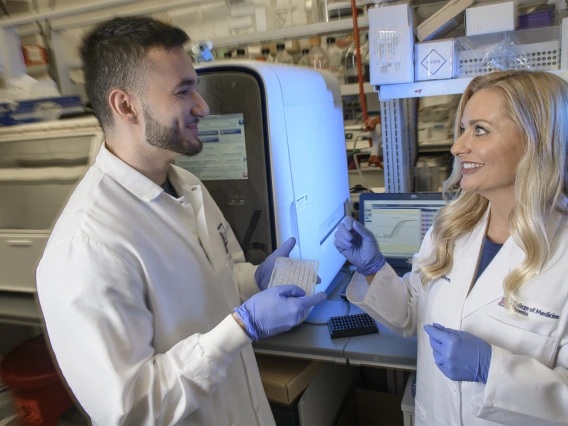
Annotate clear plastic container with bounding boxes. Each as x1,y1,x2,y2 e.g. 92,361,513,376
326,36,345,80
307,37,329,70
274,43,295,65
297,49,310,66
268,257,319,296
344,34,369,84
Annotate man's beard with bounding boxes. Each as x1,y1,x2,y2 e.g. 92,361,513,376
142,103,203,156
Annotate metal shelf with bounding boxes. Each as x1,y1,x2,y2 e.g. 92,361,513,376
379,78,473,101
25,64,49,76
348,167,383,174
378,69,568,101
211,16,368,48
0,291,41,326
340,83,375,96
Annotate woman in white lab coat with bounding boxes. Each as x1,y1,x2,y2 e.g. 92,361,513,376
335,70,568,426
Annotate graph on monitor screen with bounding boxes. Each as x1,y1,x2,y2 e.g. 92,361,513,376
371,209,423,257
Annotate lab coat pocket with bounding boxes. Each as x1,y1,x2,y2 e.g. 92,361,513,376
486,313,559,367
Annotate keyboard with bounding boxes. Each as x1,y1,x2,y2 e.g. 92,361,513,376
268,257,319,296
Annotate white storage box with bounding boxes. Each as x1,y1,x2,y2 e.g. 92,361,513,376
401,373,416,426
466,1,516,36
415,39,455,81
368,4,414,85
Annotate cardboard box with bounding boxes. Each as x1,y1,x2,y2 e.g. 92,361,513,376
336,388,404,426
368,4,414,85
416,0,474,42
466,1,516,36
415,39,454,81
256,355,322,405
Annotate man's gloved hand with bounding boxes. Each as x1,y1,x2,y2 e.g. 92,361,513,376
424,323,492,383
234,285,327,341
255,238,321,290
334,216,386,275
255,238,296,291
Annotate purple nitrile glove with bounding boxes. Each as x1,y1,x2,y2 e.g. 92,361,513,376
255,238,321,290
333,216,386,275
424,323,492,383
234,285,327,341
255,238,296,291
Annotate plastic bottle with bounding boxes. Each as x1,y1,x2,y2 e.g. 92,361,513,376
297,49,310,66
344,34,369,84
306,37,329,70
326,36,344,80
274,43,294,65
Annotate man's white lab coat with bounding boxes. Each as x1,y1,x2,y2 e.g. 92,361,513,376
348,208,568,425
37,144,275,425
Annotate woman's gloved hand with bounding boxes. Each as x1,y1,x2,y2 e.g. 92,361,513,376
234,285,326,341
334,216,386,275
424,323,492,383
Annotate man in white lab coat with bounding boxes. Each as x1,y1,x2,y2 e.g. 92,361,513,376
335,70,568,425
36,16,326,425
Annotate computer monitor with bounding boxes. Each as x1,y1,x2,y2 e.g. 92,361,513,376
359,193,446,273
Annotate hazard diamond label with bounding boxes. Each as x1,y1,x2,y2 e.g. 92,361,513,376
421,49,447,75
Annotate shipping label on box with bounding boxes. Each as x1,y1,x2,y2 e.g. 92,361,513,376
466,1,516,36
415,40,454,81
368,4,414,85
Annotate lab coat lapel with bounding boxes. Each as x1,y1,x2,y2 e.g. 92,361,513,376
444,208,488,318
461,237,522,319
461,204,566,319
191,186,216,266
184,185,230,274
461,206,531,319
168,168,217,270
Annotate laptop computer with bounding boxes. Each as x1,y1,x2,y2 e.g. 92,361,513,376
359,192,446,276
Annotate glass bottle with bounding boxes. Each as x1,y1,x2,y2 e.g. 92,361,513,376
297,49,310,66
274,43,294,65
306,37,329,70
326,36,344,80
344,34,369,84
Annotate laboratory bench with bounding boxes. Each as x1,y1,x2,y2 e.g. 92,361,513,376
253,269,417,371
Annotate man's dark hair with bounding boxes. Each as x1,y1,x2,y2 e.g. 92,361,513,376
80,16,189,131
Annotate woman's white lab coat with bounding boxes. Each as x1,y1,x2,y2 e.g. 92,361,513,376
37,145,275,425
347,208,568,426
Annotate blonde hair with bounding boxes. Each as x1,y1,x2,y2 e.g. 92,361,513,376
415,71,568,312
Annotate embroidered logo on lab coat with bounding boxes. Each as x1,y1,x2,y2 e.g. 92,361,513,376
497,297,560,320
